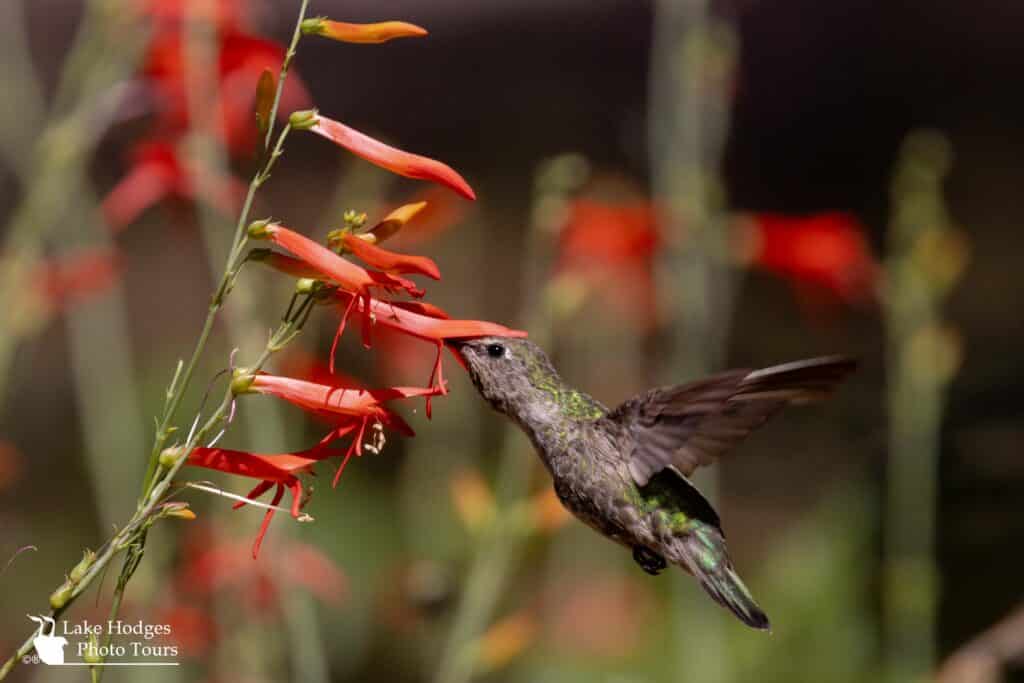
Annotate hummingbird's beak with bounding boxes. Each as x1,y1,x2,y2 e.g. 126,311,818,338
443,339,470,371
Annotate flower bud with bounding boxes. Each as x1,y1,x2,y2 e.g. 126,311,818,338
83,633,102,664
231,368,255,394
162,502,197,521
288,109,319,130
247,219,275,239
300,17,427,44
158,446,186,468
254,68,276,135
69,549,96,584
50,581,74,610
300,17,327,35
295,278,319,294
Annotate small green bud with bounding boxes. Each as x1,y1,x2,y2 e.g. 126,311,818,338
288,109,319,130
300,17,327,35
49,581,74,610
343,209,367,230
158,446,185,468
83,633,102,664
247,219,274,239
295,278,319,294
231,368,255,394
69,549,96,584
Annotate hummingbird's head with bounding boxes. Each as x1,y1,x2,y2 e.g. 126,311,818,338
445,336,556,416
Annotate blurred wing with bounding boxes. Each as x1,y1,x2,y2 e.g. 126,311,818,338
609,356,857,486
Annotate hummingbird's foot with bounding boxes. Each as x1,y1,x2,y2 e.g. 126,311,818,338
632,546,667,576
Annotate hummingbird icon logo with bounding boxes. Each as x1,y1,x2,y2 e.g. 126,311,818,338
27,615,68,665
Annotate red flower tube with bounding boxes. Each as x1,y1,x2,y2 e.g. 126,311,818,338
293,112,476,200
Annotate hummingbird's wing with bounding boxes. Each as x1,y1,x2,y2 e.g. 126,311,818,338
608,356,857,486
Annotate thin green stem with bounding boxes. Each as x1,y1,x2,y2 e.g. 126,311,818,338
263,0,310,151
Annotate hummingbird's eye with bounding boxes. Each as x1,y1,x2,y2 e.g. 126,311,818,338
485,343,506,358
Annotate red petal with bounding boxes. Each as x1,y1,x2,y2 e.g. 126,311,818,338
335,292,527,342
341,233,441,280
309,116,476,200
261,224,422,297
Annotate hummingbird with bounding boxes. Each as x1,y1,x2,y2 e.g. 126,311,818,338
446,337,856,630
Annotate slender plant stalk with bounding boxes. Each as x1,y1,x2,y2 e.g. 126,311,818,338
649,1,739,681
882,131,961,683
0,2,314,679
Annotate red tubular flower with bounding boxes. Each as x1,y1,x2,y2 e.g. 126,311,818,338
298,113,476,200
185,447,318,557
243,374,443,485
339,233,441,280
252,222,430,354
743,212,879,306
302,17,428,44
254,223,425,298
247,374,436,429
333,291,527,415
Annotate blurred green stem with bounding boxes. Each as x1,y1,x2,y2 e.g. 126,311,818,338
882,131,961,682
183,4,329,680
650,1,738,681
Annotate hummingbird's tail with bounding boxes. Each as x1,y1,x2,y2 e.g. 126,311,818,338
675,524,771,631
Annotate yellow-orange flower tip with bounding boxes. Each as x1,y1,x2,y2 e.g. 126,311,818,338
288,109,319,130
364,201,429,244
301,17,428,44
163,507,197,524
247,218,276,239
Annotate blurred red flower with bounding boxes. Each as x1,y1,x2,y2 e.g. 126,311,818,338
739,212,879,306
556,197,661,329
37,247,123,315
102,141,246,232
137,0,251,32
104,3,309,233
155,524,346,654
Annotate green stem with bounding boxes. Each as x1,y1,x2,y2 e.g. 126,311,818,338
263,0,310,152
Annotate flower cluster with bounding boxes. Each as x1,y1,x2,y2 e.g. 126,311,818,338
102,0,310,231
158,9,527,556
